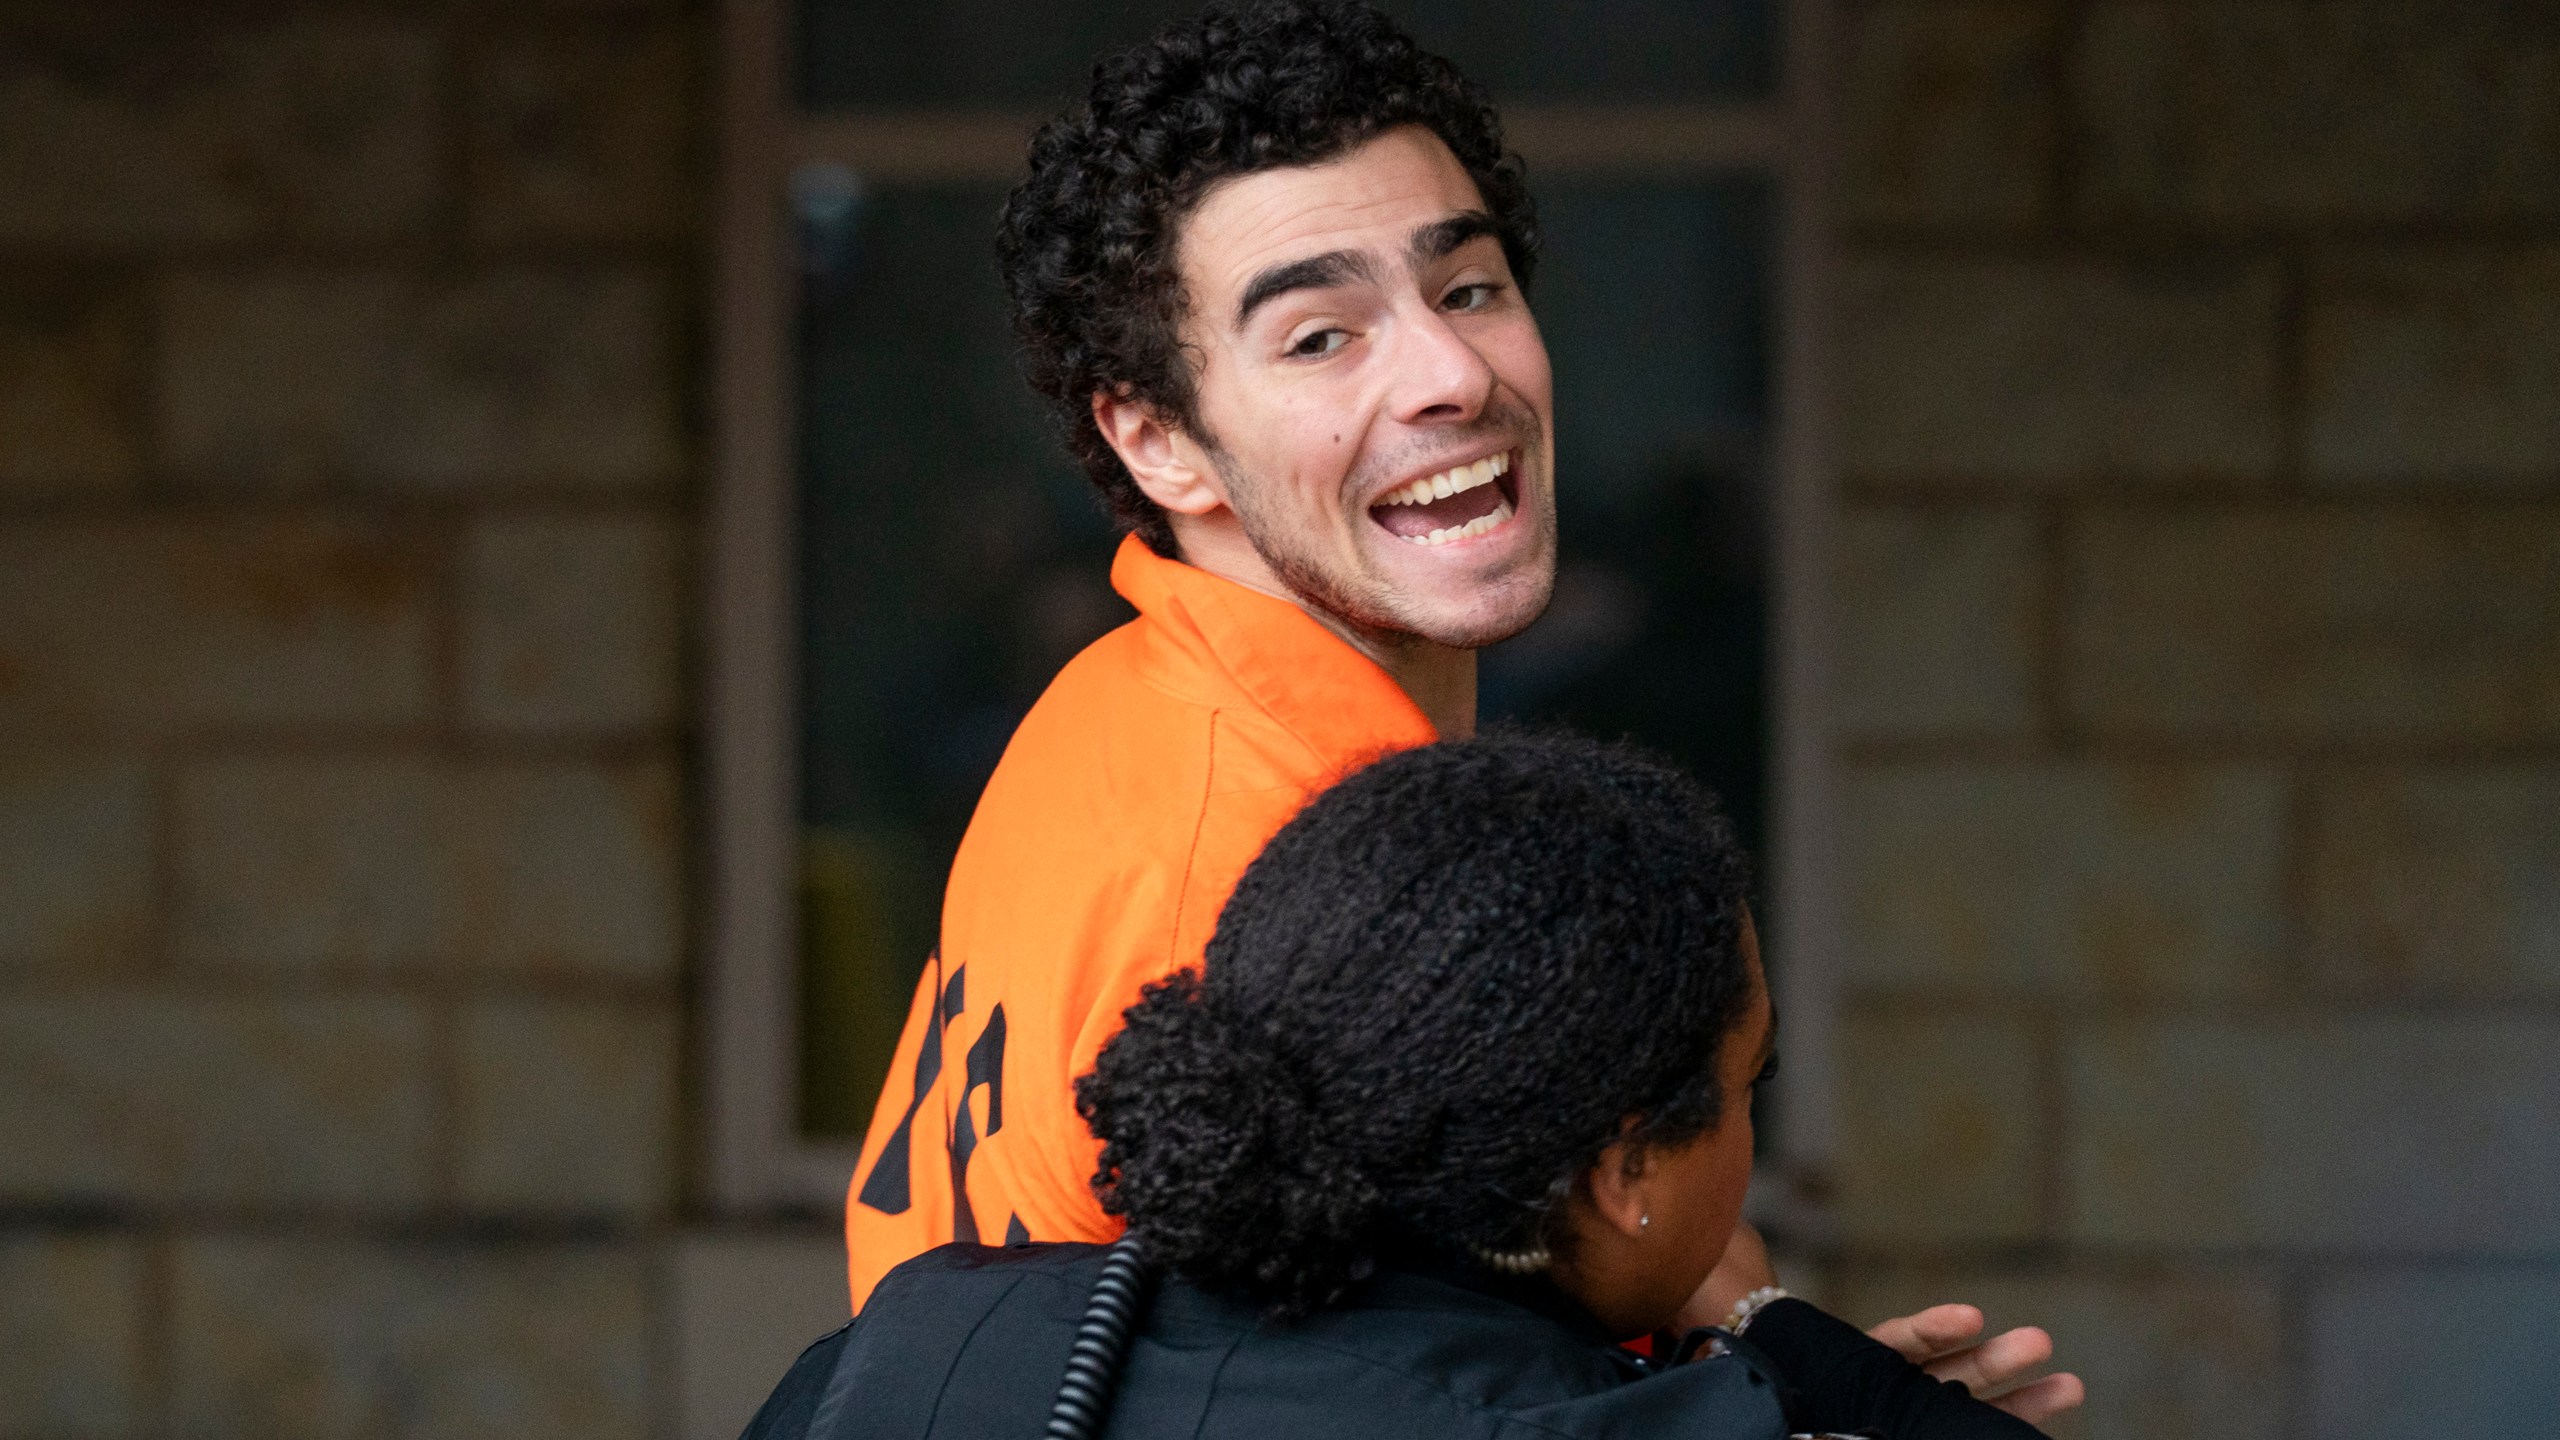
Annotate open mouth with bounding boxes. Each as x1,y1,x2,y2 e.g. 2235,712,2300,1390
1367,450,1519,547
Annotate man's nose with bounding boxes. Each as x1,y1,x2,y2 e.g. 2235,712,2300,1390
1384,306,1497,425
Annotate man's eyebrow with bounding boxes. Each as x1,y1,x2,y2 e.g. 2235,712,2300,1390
1409,210,1499,267
1232,249,1376,331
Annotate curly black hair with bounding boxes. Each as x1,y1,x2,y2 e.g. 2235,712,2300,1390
1075,731,1755,1318
997,0,1540,555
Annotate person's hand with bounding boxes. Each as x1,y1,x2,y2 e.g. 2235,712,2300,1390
1866,1304,2086,1426
1679,1226,2085,1426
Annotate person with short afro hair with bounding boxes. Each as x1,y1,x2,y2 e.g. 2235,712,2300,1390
1079,728,1753,1319
755,733,2067,1438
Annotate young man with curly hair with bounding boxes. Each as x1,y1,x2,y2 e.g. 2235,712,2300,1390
839,4,2075,1420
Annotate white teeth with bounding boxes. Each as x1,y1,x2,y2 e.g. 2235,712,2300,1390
1377,451,1515,508
1396,496,1516,546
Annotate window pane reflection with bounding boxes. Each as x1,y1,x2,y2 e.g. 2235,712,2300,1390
1481,177,1772,863
795,181,1127,1136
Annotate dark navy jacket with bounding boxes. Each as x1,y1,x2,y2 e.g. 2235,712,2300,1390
744,1243,2045,1440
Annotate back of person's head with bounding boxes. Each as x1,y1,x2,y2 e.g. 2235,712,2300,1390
998,0,1539,555
1075,730,1754,1317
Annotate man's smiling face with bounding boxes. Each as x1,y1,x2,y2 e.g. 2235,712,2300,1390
1118,125,1558,651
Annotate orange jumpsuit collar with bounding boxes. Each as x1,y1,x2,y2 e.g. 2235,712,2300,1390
1108,534,1439,759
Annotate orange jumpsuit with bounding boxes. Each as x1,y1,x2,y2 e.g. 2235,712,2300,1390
844,535,1437,1309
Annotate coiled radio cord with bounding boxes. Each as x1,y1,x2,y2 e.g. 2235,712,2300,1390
1042,1237,1154,1440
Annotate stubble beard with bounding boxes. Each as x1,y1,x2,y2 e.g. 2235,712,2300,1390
1210,408,1557,653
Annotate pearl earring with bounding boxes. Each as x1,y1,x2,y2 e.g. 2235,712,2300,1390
1639,1213,1650,1230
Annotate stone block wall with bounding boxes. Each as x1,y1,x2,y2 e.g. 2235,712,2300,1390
1831,4,2560,1437
0,6,863,1439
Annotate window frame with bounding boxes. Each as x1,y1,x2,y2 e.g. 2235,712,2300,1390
704,0,1845,1216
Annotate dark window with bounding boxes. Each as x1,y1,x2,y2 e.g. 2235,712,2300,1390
800,0,1776,109
792,1,1778,1139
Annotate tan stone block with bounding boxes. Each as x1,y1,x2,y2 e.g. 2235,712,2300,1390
159,269,682,493
1833,1266,2284,1440
2309,1266,2560,1439
457,999,676,1214
2307,250,2560,486
172,1236,647,1440
462,513,682,733
1844,1,2058,230
2075,4,2560,228
2068,1016,2560,1251
0,1232,142,1438
0,274,144,498
174,755,681,980
1835,1009,2044,1244
2305,767,2560,998
1836,505,2038,736
466,20,697,244
0,757,151,975
1843,256,2281,483
0,992,433,1208
0,13,438,245
2066,508,2560,740
672,1232,852,1440
0,518,435,738
1843,762,2285,999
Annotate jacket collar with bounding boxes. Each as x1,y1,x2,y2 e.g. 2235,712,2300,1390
1109,534,1439,764
1388,1242,1632,1353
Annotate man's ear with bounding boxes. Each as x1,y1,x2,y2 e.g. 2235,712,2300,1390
1092,388,1227,518
1580,1135,1652,1243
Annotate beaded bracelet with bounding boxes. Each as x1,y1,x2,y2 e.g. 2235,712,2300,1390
1723,1284,1790,1334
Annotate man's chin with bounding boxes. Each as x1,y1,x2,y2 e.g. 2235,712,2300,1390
1370,565,1557,651
1241,514,1557,654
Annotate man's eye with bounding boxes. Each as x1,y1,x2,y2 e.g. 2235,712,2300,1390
1753,1054,1781,1088
1443,282,1499,311
1289,328,1348,357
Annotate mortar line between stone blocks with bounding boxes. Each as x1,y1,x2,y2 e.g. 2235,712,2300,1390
427,988,466,1216
2035,1001,2070,1253
2277,1262,2316,1440
1837,733,2560,767
0,968,675,1006
644,1229,682,1440
1822,1242,2560,1276
432,4,474,269
143,727,685,768
0,491,693,526
2047,0,2088,242
1829,989,2560,1024
129,254,172,507
430,506,468,753
139,1222,175,1439
2273,247,2312,495
0,241,712,291
2275,761,2318,1001
670,873,715,1216
1838,484,2560,515
2033,498,2074,753
145,742,182,980
1837,222,2560,257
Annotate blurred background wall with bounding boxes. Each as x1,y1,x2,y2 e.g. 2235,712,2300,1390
0,2,767,1436
0,3,2552,1439
1823,5,2560,1439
